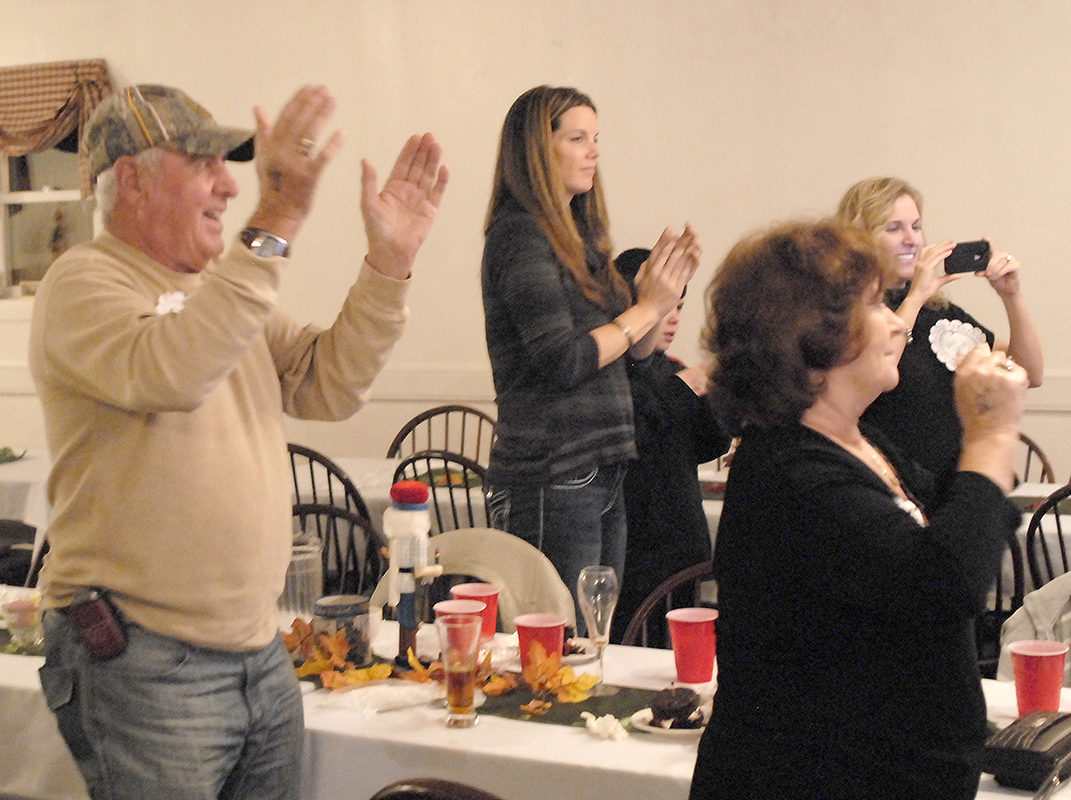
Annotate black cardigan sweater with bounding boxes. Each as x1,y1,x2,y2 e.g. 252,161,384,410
691,423,1021,799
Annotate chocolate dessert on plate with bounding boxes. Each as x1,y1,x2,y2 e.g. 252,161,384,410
649,687,705,729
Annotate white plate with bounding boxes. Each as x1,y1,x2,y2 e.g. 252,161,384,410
629,707,708,738
563,637,599,665
492,637,599,671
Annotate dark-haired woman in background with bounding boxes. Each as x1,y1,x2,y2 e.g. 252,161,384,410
689,220,1025,799
480,85,700,613
610,247,730,644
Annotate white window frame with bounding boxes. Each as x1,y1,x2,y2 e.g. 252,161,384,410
0,154,97,299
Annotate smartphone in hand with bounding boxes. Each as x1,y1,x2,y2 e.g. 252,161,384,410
944,240,991,274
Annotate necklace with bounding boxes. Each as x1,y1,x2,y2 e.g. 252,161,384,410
813,424,907,498
860,439,907,499
802,418,909,498
803,419,927,522
860,437,929,524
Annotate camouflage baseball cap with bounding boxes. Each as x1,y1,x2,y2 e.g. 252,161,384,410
82,84,254,179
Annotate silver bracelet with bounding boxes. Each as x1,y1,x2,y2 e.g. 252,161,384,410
610,318,635,347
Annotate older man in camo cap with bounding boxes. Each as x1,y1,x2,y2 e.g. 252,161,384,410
82,84,254,180
30,83,448,799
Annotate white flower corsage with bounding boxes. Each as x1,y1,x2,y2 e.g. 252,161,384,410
156,291,187,315
928,319,985,371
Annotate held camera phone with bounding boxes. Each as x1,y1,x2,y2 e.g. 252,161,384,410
67,589,127,660
944,240,991,274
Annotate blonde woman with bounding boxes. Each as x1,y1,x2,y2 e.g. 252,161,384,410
837,177,1042,491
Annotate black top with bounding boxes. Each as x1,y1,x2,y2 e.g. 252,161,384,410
862,291,994,494
612,352,730,643
481,206,633,485
690,423,1021,799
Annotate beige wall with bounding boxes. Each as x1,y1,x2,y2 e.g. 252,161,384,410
1,0,1069,477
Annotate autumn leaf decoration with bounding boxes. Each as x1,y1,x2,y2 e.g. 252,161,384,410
283,619,391,687
282,619,600,709
520,641,600,705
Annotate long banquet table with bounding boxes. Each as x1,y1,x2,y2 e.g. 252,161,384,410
2,623,1070,800
1,458,1066,798
2,454,1059,568
2,454,726,563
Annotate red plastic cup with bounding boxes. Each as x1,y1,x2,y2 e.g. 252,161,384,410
1009,640,1069,715
450,583,499,641
433,599,487,620
666,607,718,685
514,613,566,673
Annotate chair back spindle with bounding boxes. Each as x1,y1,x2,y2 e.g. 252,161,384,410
386,405,497,467
392,450,491,534
1018,432,1055,485
1026,483,1071,589
292,503,387,597
621,561,716,648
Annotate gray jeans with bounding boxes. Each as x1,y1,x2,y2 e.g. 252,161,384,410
39,608,304,800
487,462,627,634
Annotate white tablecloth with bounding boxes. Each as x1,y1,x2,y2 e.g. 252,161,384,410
0,452,51,574
0,651,87,800
302,623,699,800
2,629,1066,800
0,452,49,529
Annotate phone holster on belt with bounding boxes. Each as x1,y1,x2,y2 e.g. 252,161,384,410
66,590,127,660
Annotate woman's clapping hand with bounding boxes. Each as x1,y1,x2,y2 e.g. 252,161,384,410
635,223,702,317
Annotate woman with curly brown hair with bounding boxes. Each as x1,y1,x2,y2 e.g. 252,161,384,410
689,220,1026,800
480,85,699,615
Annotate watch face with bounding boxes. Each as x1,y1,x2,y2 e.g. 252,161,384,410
241,228,289,258
255,238,288,258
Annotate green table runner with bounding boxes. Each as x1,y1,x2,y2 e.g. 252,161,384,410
479,685,659,727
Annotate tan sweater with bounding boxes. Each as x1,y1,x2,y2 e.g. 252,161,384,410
29,231,408,650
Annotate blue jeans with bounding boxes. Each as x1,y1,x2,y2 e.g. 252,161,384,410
488,463,627,635
39,609,304,800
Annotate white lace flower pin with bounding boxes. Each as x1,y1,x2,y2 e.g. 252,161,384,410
928,319,986,371
156,291,187,315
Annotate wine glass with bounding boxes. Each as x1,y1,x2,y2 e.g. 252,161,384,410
577,565,619,696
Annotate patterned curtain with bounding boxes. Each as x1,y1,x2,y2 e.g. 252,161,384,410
0,59,112,196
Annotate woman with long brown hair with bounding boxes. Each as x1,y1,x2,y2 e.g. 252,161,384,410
481,85,699,614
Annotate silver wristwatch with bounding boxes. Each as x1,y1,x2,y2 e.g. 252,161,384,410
240,227,290,258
